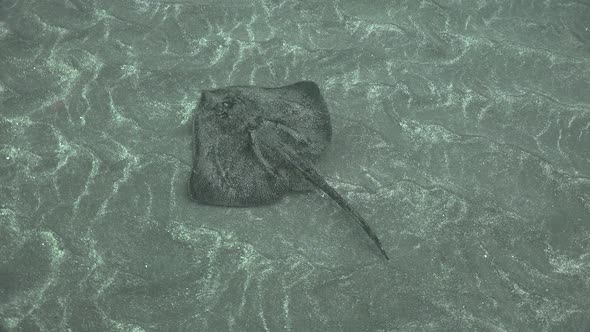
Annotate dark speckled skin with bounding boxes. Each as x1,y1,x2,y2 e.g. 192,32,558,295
189,81,389,260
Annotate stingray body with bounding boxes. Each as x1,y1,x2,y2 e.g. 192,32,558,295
189,81,389,260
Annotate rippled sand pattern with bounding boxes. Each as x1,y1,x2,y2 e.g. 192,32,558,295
1,0,589,331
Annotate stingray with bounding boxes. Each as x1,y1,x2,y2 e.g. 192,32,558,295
188,81,389,260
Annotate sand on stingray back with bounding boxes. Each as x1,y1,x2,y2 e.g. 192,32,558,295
189,81,390,260
189,81,332,207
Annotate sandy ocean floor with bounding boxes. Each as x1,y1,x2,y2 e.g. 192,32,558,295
1,0,589,331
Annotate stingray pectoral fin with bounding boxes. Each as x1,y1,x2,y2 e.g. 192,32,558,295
284,81,322,103
254,131,389,260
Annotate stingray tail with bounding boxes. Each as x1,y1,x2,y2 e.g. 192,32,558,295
277,143,390,261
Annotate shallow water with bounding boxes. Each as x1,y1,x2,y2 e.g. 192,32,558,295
1,0,589,331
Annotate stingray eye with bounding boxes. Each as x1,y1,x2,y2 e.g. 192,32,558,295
217,99,235,119
221,99,235,110
215,99,235,119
